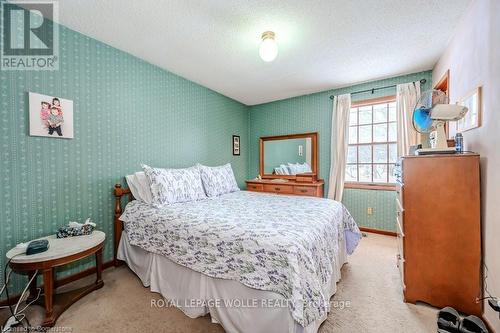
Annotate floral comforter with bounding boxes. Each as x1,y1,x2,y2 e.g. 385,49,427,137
120,191,361,326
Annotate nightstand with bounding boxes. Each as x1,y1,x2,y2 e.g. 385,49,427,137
6,231,106,327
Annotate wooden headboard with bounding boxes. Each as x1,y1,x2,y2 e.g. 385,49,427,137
113,184,134,266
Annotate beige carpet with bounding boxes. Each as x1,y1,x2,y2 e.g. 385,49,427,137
0,233,438,332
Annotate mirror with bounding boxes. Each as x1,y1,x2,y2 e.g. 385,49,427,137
264,138,312,174
260,132,318,179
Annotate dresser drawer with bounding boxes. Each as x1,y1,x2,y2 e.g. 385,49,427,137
293,186,317,196
247,183,263,192
396,198,404,228
396,216,404,237
263,184,294,194
396,253,406,292
396,183,403,205
245,180,324,198
396,223,404,258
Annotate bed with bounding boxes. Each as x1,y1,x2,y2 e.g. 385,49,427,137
113,184,361,333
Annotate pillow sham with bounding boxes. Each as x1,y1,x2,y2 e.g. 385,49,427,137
142,165,206,206
198,163,240,197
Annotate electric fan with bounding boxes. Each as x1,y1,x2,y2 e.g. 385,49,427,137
412,90,468,155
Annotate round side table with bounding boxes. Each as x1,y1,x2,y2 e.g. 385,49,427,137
6,231,106,327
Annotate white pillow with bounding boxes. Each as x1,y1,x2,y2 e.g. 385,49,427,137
134,171,153,204
287,162,312,174
198,163,240,197
287,163,300,174
134,172,153,204
125,174,141,200
125,172,153,204
142,164,206,206
302,163,313,173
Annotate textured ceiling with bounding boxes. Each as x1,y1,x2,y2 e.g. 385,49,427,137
48,0,470,105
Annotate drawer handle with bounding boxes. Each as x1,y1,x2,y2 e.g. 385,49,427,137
274,187,281,191
299,189,308,193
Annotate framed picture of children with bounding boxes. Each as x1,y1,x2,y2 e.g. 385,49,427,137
29,92,74,139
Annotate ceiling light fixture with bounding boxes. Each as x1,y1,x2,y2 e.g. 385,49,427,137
259,31,278,62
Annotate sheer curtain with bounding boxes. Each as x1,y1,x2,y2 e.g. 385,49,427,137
328,94,351,201
396,82,421,157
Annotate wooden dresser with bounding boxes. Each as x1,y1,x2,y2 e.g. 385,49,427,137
246,179,324,197
395,153,481,316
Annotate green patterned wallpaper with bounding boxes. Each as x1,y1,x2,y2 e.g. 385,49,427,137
248,71,433,231
0,3,432,299
0,22,248,296
342,189,397,232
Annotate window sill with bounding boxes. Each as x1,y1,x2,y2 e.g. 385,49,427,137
344,182,396,191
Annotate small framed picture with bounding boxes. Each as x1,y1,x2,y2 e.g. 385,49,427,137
457,87,481,132
29,92,74,139
232,135,240,156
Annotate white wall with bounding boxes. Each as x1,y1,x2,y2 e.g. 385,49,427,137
433,0,500,330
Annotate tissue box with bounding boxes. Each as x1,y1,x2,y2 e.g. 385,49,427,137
56,224,95,238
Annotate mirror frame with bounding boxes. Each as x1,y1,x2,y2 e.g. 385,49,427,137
259,132,318,180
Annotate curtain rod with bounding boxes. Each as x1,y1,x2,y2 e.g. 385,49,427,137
329,78,427,100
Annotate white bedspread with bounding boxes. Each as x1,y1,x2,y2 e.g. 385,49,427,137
120,191,361,326
118,232,348,333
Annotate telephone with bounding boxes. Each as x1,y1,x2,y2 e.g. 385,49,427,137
26,239,49,255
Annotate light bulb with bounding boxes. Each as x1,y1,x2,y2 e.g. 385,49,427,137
259,31,278,62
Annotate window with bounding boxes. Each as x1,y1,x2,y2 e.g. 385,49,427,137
346,98,397,184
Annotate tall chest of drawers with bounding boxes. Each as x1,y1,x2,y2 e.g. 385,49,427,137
395,154,481,316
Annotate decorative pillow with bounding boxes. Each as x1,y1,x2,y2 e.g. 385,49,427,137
280,164,291,175
198,163,240,197
142,165,206,206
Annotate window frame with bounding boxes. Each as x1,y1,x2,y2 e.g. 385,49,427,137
345,95,397,191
